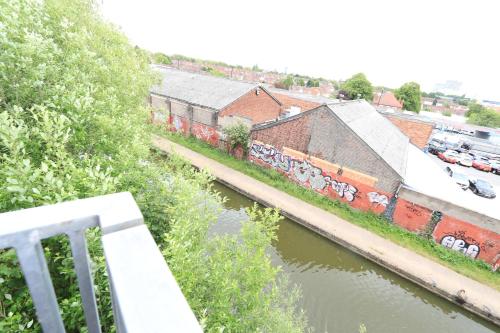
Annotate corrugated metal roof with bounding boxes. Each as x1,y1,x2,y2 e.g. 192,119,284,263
327,100,409,178
150,66,258,111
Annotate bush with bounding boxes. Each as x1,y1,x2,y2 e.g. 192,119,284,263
442,110,452,117
223,123,250,152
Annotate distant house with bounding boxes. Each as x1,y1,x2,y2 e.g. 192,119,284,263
267,87,336,117
149,67,282,145
372,91,403,111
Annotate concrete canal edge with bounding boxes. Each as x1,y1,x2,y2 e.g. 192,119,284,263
153,135,500,326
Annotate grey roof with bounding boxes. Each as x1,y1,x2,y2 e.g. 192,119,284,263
150,66,259,111
266,86,339,105
326,100,409,178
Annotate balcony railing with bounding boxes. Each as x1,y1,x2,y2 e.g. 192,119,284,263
0,192,202,333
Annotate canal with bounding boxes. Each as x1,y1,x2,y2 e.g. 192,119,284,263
211,182,499,333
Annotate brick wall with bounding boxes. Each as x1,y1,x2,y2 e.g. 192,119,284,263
384,115,433,149
251,113,312,153
252,107,401,193
219,88,282,124
392,198,433,232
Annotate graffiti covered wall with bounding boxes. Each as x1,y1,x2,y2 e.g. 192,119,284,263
191,122,219,147
169,114,190,136
248,141,391,213
433,215,500,266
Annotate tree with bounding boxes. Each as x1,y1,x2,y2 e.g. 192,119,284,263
152,52,172,65
306,79,320,87
274,75,295,90
466,102,486,117
467,108,500,128
340,73,373,101
296,78,305,86
395,82,421,112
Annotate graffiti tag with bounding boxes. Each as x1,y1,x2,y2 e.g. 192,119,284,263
441,235,480,259
250,143,291,172
367,192,389,207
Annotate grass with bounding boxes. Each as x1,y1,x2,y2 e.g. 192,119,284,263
156,130,499,290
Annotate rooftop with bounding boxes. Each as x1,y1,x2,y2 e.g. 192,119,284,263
326,100,409,178
151,66,259,111
373,91,403,109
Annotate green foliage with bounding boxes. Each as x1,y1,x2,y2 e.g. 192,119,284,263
251,64,262,72
395,82,421,112
296,78,306,86
222,123,250,152
466,102,486,117
0,0,307,331
468,108,500,128
340,73,373,101
163,131,500,291
275,75,295,90
306,79,320,87
202,66,226,78
163,175,307,332
442,110,452,117
152,52,172,65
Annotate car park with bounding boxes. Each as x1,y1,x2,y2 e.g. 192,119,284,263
438,150,459,163
428,140,446,155
469,179,496,198
472,157,492,172
457,153,473,167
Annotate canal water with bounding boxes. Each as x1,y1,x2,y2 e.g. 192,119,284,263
211,182,499,333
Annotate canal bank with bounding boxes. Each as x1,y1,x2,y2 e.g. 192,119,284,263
153,136,500,326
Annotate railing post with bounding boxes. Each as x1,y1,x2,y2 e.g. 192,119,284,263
15,231,66,333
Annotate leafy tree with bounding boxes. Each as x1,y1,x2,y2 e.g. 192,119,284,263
467,108,500,128
466,102,486,117
0,1,307,332
274,75,295,90
395,82,421,112
306,79,320,87
296,78,306,86
152,52,172,65
251,64,262,72
340,73,373,101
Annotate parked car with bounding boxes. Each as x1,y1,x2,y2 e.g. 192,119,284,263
445,167,469,190
428,140,446,155
469,179,496,198
472,157,492,172
438,150,460,163
490,161,500,175
457,153,473,167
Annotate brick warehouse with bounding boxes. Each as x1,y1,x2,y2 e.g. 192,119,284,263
149,66,282,146
249,100,499,268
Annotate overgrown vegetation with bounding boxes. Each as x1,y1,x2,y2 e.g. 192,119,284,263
466,102,500,128
0,1,307,332
161,132,500,290
222,123,250,152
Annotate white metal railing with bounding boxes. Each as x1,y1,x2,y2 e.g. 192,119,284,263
0,192,202,333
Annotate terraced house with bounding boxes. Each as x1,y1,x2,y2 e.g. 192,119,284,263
149,66,282,146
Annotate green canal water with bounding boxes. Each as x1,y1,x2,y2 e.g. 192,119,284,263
211,182,499,333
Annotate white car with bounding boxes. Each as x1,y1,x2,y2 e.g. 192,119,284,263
458,153,473,167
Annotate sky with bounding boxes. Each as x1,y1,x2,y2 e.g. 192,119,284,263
100,0,500,100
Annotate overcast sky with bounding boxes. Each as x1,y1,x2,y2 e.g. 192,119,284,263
100,0,500,100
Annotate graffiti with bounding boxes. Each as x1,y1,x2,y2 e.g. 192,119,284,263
404,203,423,217
331,180,357,202
367,192,389,207
292,160,330,190
173,115,183,132
441,235,480,259
250,143,291,172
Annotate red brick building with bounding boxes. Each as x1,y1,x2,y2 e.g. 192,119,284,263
149,67,282,145
380,112,434,149
372,91,403,111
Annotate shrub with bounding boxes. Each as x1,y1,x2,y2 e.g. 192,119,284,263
442,110,452,117
223,123,250,152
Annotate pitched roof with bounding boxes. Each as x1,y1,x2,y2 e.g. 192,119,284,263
373,91,403,108
150,66,259,111
267,86,337,105
326,100,409,178
253,100,409,178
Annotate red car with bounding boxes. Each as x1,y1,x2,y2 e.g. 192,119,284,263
438,150,459,163
472,158,492,172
